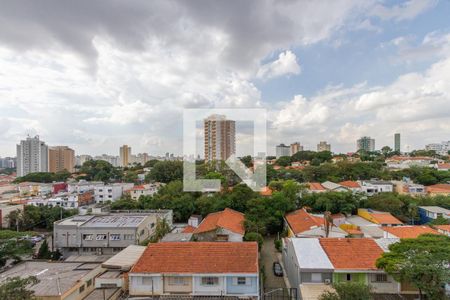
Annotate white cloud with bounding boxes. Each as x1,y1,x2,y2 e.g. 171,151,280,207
370,0,437,21
257,50,301,80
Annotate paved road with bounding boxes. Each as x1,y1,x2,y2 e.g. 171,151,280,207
261,236,287,290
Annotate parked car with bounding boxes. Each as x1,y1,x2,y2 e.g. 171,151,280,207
273,262,283,277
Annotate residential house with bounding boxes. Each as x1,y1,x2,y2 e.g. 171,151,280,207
53,210,173,257
282,237,411,297
418,206,450,224
359,180,394,195
284,208,347,238
435,225,450,236
386,156,436,170
0,261,102,300
357,208,403,226
94,183,133,203
339,181,362,192
193,208,245,242
0,203,23,228
426,184,450,197
307,182,326,193
128,242,259,299
435,163,450,171
392,180,426,196
28,190,94,209
382,225,439,239
68,180,104,194
128,184,160,200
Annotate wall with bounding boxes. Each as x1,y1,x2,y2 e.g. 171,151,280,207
163,276,193,294
129,275,163,296
333,272,366,284
192,276,225,295
226,276,258,295
368,273,400,294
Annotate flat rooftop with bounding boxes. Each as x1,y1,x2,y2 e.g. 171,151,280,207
0,262,100,297
419,206,450,214
291,238,333,270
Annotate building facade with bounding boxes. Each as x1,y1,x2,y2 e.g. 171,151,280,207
119,145,132,167
275,144,290,158
48,146,75,173
290,142,303,155
204,115,236,162
394,133,401,152
317,141,331,152
16,135,48,177
356,136,375,152
53,210,173,257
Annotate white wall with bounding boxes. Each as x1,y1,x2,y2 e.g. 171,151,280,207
129,275,163,296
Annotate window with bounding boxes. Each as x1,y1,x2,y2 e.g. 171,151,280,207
201,277,219,286
374,274,388,282
96,234,107,240
346,274,352,281
142,277,153,285
169,277,188,286
311,273,322,283
79,284,85,293
124,234,134,240
86,279,92,287
237,277,246,285
83,234,93,241
110,234,121,241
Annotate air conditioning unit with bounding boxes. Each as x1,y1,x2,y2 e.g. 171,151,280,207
324,279,331,285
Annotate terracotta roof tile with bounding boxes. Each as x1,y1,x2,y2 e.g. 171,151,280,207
435,225,450,232
319,238,383,270
182,225,196,233
370,213,403,225
259,186,273,196
194,208,245,235
382,226,439,238
285,209,324,235
437,163,450,169
130,242,258,274
339,181,361,188
427,184,450,193
308,182,326,191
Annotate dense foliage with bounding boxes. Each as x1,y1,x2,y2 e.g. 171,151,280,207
319,282,373,300
7,205,78,230
0,276,39,300
79,160,123,182
376,234,450,300
14,171,71,183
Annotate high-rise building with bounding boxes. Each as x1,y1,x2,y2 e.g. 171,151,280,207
49,146,75,173
76,155,92,166
394,133,401,152
204,115,236,162
425,141,450,156
275,144,290,158
317,141,331,152
119,145,132,167
357,136,375,152
290,142,303,155
16,135,48,177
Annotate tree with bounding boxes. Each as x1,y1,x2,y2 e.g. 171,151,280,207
429,216,450,225
319,282,372,300
0,276,39,300
376,234,450,300
0,239,33,267
145,161,183,183
240,155,253,168
37,240,52,259
276,156,291,167
148,218,171,243
243,232,263,250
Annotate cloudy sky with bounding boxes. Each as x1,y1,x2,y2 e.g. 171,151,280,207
1,0,450,157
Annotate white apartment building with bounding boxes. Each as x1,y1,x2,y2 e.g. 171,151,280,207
359,180,394,196
425,141,450,156
16,135,48,177
68,180,104,194
276,143,290,158
93,154,120,167
94,183,133,203
129,184,160,200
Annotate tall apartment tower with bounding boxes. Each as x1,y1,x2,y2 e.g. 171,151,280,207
317,141,331,152
394,133,401,152
204,115,236,162
290,142,303,155
357,136,375,152
16,135,48,177
49,146,75,173
275,144,290,158
119,145,132,167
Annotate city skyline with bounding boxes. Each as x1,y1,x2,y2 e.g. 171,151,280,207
1,1,450,157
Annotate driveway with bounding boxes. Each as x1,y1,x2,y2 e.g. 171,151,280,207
260,236,287,290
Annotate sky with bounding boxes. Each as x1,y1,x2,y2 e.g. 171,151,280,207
0,0,450,157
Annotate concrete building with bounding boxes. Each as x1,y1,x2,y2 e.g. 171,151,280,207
317,141,331,152
191,208,245,242
275,143,290,158
49,146,75,173
128,184,160,200
53,210,173,257
119,145,132,167
93,154,119,167
16,135,48,177
290,142,303,155
0,204,23,228
204,114,236,162
0,156,16,168
359,180,394,195
425,141,450,156
356,136,375,152
418,206,450,224
129,242,259,299
394,133,401,152
76,154,92,166
94,183,133,204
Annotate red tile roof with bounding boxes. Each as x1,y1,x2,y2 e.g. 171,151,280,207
435,225,450,232
308,182,326,191
130,242,258,274
437,163,450,169
370,213,403,225
194,208,245,235
182,225,196,233
285,209,324,235
319,238,383,270
339,181,361,188
427,184,450,193
259,186,273,196
382,226,439,238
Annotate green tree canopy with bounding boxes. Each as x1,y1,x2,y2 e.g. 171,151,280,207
145,161,183,183
319,282,372,300
0,276,39,300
